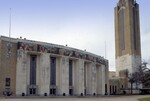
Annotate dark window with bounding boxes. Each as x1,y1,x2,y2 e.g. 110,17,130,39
50,57,56,85
5,78,10,87
30,55,36,85
119,9,125,50
133,8,137,50
29,88,36,95
110,85,112,94
69,60,73,86
50,89,56,95
115,86,117,93
69,89,73,95
113,86,114,93
30,89,32,94
33,88,36,95
105,84,107,94
122,85,124,88
50,89,53,95
84,62,86,89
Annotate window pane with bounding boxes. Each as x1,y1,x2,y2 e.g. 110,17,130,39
119,9,125,50
50,57,56,85
30,55,36,85
6,78,10,87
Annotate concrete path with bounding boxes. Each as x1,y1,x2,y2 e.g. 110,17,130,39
0,95,150,101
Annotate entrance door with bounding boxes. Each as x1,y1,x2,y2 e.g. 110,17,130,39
28,85,38,96
50,88,56,95
29,88,36,95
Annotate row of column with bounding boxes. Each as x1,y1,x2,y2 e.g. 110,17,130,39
16,51,106,96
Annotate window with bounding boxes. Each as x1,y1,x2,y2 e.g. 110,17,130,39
113,86,114,93
133,7,137,50
84,62,86,89
69,60,73,86
30,55,36,85
115,86,117,93
122,85,124,88
5,78,10,87
105,84,107,94
119,9,125,50
50,57,56,85
110,85,112,94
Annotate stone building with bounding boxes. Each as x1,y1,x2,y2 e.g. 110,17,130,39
0,36,109,96
109,71,128,95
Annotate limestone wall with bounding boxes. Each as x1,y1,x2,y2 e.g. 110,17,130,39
0,40,17,96
116,54,141,76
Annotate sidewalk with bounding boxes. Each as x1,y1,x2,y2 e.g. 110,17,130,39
1,95,150,101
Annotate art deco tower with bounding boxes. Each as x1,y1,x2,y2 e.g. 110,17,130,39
115,0,141,76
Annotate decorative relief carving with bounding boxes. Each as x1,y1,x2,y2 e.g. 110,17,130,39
18,42,37,51
75,52,79,58
17,49,22,57
6,42,12,58
17,42,106,65
69,51,73,57
81,54,86,59
59,48,65,55
64,50,70,56
62,57,65,64
37,45,46,52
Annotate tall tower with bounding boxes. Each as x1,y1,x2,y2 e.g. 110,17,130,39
115,0,141,76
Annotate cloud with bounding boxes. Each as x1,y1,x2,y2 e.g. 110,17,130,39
141,31,150,61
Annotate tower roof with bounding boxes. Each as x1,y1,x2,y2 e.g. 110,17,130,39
117,0,137,7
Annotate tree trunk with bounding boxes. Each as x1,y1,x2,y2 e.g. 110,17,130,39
131,82,133,94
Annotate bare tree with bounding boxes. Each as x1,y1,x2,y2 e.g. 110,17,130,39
128,72,139,94
128,62,150,94
137,62,150,88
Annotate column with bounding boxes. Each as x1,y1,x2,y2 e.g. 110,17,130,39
96,65,101,95
73,59,84,95
84,62,87,95
99,65,106,95
91,63,97,95
38,53,50,95
16,50,27,95
86,63,92,95
57,56,69,96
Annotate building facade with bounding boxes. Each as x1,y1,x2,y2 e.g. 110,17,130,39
109,71,128,94
0,36,109,96
115,0,141,77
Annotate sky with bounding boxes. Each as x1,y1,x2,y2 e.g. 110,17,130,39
0,0,150,71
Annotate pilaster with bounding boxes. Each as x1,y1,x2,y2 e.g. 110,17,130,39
73,59,84,95
57,56,69,95
99,65,105,95
16,50,27,95
38,53,50,95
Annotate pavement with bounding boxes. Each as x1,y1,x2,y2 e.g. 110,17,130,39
0,95,150,101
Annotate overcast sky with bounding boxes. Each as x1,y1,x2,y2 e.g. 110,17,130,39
0,0,150,71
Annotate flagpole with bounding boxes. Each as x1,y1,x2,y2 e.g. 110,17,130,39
105,41,107,59
9,8,11,38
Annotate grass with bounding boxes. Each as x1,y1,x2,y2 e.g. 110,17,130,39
139,97,150,101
